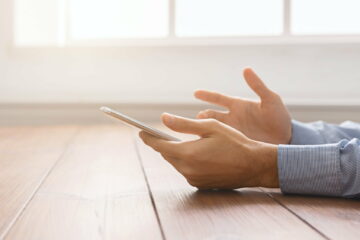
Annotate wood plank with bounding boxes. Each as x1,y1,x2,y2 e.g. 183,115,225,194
263,188,360,240
5,125,162,240
135,124,326,240
0,126,77,238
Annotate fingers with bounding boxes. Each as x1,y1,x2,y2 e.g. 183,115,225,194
243,67,275,101
162,113,218,136
196,109,227,122
194,90,234,108
139,131,185,158
140,131,187,173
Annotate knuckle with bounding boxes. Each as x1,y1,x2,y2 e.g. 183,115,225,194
270,91,281,100
204,109,213,115
272,91,280,97
198,109,215,119
206,119,220,127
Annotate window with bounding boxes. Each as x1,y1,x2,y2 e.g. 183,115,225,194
14,0,62,46
70,0,169,40
176,0,283,37
292,0,360,35
13,0,360,46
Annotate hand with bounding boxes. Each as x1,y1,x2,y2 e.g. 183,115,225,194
139,113,279,190
195,68,292,144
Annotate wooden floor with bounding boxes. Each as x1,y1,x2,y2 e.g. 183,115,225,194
0,124,360,240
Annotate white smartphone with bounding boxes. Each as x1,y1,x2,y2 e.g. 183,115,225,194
100,106,180,142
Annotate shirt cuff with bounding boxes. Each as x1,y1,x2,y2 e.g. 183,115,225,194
278,143,342,196
290,120,325,145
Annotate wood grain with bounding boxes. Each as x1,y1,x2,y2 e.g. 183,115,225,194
5,125,162,240
263,188,360,240
3,123,358,240
135,124,326,240
0,126,77,238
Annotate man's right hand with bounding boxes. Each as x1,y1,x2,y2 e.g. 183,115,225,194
195,67,292,144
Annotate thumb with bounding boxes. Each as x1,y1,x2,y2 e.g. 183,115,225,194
243,67,275,101
161,113,214,136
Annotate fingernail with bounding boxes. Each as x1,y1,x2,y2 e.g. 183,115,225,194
163,113,175,125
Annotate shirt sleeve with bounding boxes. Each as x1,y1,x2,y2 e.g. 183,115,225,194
291,120,360,145
278,139,360,198
278,120,360,198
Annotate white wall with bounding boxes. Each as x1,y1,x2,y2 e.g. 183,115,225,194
1,0,360,125
1,0,360,105
1,44,360,104
0,0,8,85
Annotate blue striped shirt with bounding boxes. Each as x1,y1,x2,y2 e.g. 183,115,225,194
278,120,360,198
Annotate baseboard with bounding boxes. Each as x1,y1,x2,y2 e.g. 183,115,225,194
0,103,360,126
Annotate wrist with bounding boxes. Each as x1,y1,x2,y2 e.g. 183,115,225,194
257,143,279,188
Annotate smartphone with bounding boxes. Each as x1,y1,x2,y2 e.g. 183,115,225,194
100,106,181,142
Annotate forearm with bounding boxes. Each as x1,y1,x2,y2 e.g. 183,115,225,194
277,139,360,198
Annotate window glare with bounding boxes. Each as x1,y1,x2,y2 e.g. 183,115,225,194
176,0,283,37
70,0,169,40
14,0,60,46
12,0,360,46
292,0,360,35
